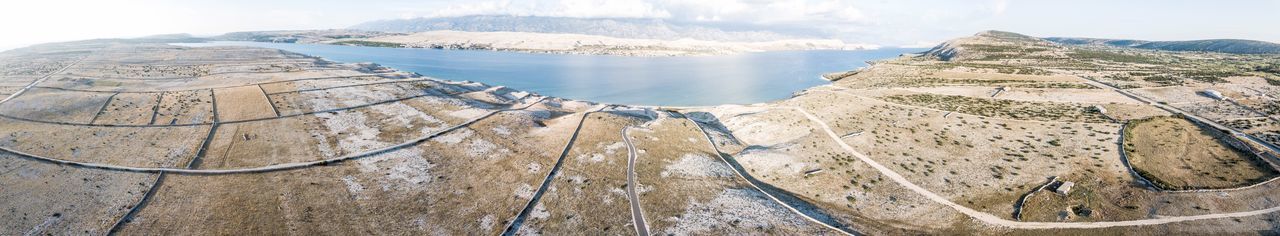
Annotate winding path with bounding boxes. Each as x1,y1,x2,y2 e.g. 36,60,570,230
621,126,650,236
683,114,858,235
791,106,1280,229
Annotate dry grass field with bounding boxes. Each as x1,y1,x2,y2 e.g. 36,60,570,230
212,85,276,121
513,111,640,235
6,31,1280,235
1123,116,1279,190
629,113,831,235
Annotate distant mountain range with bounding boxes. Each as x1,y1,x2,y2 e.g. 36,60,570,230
349,15,815,42
1044,37,1280,54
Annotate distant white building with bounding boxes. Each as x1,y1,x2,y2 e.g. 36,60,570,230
1055,181,1075,195
1203,90,1226,100
1091,105,1107,114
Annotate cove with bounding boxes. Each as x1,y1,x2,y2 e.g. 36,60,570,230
178,41,920,106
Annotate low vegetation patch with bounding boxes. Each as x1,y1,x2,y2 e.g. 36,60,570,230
1070,49,1164,64
1122,116,1279,190
881,94,1111,123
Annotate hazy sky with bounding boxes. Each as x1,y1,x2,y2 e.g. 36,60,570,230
2,0,1277,49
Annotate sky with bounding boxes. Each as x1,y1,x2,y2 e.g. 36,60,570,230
1,0,1277,50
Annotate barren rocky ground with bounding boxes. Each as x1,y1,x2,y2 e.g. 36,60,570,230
4,31,1280,235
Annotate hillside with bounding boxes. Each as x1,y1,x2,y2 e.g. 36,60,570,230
213,29,403,44
346,30,872,56
1045,37,1280,54
349,15,810,42
921,30,1066,61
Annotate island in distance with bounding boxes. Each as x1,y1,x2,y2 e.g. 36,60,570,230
3,10,1280,236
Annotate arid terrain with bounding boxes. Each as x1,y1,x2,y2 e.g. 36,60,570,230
4,30,1280,235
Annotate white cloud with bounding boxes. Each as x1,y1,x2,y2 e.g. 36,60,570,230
399,0,872,25
992,0,1010,15
2,0,1275,49
402,0,672,19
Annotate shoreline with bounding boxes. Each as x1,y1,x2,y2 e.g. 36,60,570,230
216,30,881,57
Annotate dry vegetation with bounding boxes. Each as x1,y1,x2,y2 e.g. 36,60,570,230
1123,116,1279,190
5,30,1280,235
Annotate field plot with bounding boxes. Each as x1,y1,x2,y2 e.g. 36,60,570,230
413,108,573,234
119,101,568,235
116,164,392,235
784,91,1135,220
514,111,642,235
93,93,161,125
0,88,112,123
1123,116,1278,190
703,102,961,234
0,117,207,167
266,80,438,116
630,114,829,235
288,99,463,165
153,90,214,125
257,75,404,94
199,117,327,169
0,155,156,235
213,85,276,121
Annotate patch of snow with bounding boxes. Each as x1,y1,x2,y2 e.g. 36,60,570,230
491,126,512,135
465,139,497,157
576,153,605,163
510,91,530,99
603,142,625,155
479,214,496,231
356,147,434,191
515,183,535,199
567,175,586,184
340,175,366,199
433,128,474,145
530,202,550,219
370,102,446,132
449,108,490,119
527,163,543,173
716,107,810,146
736,149,809,176
661,154,734,178
662,188,808,235
307,100,439,192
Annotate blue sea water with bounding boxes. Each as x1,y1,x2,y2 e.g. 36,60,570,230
178,42,921,106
